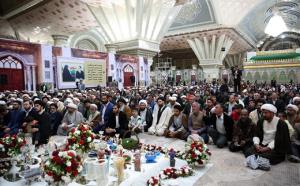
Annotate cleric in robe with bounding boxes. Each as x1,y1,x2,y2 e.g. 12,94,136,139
244,103,291,165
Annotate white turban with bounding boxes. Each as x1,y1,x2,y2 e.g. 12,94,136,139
261,104,277,113
287,104,299,112
172,94,178,98
90,104,98,109
169,97,177,101
53,98,59,102
0,101,6,105
67,103,78,110
139,100,147,106
293,97,300,104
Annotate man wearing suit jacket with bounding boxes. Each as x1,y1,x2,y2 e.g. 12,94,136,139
208,104,234,148
94,95,114,133
268,92,285,113
105,105,129,138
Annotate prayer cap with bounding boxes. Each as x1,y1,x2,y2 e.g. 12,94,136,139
67,103,78,110
287,104,299,112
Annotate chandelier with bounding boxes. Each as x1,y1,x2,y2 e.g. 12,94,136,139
264,0,300,37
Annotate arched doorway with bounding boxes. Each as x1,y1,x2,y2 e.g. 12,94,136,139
0,56,24,91
123,65,134,87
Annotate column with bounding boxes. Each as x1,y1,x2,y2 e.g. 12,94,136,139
52,35,69,47
26,66,32,91
32,66,36,91
187,34,234,82
23,66,27,90
147,57,153,86
105,44,118,54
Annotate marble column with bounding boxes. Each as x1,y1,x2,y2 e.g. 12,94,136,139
26,66,32,91
147,57,154,86
23,66,27,90
32,66,36,91
105,44,118,54
187,34,234,82
52,35,69,47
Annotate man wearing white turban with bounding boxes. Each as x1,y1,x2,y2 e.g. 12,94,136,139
138,100,153,132
244,103,291,165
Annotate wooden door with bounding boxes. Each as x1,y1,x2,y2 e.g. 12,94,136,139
123,65,134,87
0,56,24,91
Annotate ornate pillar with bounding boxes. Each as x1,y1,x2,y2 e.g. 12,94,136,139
32,66,36,91
147,57,154,86
26,66,32,91
105,44,118,54
52,35,69,47
187,34,234,82
23,66,27,90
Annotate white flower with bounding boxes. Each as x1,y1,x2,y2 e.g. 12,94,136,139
17,138,23,143
61,176,71,183
149,179,154,184
45,161,50,166
87,137,92,142
66,161,71,167
195,150,200,155
45,174,54,182
74,131,81,136
78,165,83,172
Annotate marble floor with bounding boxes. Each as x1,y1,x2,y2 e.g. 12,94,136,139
138,134,300,186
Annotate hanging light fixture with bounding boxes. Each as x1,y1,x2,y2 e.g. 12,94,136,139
264,14,288,37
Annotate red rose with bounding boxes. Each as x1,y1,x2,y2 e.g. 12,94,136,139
72,169,78,177
66,166,72,173
191,153,197,159
52,150,59,157
71,128,76,133
79,140,84,145
47,171,53,176
67,151,75,157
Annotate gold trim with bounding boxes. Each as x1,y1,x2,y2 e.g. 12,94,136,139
244,63,300,69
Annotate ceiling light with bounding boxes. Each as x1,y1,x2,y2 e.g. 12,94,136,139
264,15,288,37
280,35,285,39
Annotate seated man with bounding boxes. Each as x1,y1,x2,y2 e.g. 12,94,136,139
57,103,84,136
290,121,300,163
86,104,100,130
105,105,129,138
32,100,51,145
3,100,25,135
149,97,172,136
138,100,153,132
188,102,209,143
244,104,291,165
208,104,234,148
129,108,143,133
164,104,188,140
229,109,256,153
49,103,63,136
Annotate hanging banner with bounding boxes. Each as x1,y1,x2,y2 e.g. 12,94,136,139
84,61,106,85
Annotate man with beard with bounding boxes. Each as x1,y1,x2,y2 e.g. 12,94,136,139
3,100,25,135
105,105,129,138
249,100,264,125
229,109,256,153
32,100,51,145
149,97,172,136
138,100,153,132
286,104,299,127
49,103,63,135
57,103,84,136
245,104,291,165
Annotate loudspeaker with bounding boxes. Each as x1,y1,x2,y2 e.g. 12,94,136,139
108,76,112,82
130,76,135,84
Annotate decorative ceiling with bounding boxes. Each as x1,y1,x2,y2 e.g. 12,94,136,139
0,0,298,52
161,28,255,54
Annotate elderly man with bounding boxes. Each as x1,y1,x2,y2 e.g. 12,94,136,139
208,104,234,148
229,109,256,153
188,102,209,143
138,100,153,132
167,96,180,110
286,104,299,127
57,103,84,136
245,104,291,165
86,104,100,130
249,99,265,125
149,97,172,136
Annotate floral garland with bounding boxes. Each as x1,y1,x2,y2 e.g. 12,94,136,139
0,134,26,157
66,124,95,153
44,149,83,183
184,141,211,166
147,166,193,186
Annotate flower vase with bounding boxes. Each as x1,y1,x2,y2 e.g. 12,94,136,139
170,158,176,167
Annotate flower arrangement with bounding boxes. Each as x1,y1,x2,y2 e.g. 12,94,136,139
143,144,185,160
44,149,83,183
147,176,160,186
0,134,26,157
147,166,193,186
184,141,211,167
66,124,95,153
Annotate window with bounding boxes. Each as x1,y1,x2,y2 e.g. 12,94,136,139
45,60,50,68
0,74,8,85
0,56,22,69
